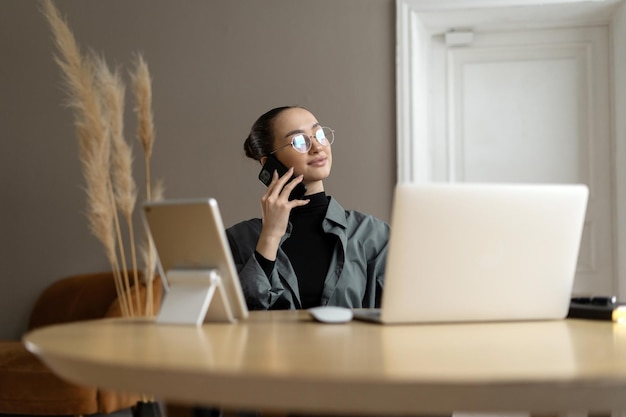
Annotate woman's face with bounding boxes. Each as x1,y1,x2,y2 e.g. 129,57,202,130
268,107,332,195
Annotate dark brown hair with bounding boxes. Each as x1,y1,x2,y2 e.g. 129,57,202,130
243,106,302,161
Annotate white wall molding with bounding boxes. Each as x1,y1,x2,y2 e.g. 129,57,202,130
611,1,626,299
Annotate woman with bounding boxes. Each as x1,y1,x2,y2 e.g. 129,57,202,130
226,106,389,310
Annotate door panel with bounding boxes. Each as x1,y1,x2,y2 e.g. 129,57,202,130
430,27,613,295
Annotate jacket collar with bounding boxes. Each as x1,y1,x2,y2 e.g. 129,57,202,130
324,196,348,230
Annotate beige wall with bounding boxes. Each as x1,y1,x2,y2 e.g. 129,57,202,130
0,0,396,338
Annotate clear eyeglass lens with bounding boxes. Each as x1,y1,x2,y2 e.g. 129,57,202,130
319,127,334,146
291,134,310,153
315,128,328,145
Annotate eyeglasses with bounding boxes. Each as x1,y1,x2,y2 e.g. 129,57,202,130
271,126,335,154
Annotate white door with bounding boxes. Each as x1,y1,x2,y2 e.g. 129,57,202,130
430,26,614,295
396,0,626,297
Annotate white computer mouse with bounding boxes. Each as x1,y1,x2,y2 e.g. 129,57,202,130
308,306,353,324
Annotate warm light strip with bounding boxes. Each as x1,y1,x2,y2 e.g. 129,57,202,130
612,306,626,323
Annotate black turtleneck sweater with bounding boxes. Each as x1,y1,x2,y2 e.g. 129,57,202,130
255,192,336,309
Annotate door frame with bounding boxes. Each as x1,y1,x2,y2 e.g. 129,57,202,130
396,0,626,298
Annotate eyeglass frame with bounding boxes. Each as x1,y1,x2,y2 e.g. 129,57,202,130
270,126,335,155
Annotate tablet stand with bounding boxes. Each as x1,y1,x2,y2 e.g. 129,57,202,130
156,269,236,326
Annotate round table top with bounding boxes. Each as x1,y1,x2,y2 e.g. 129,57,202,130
24,310,626,415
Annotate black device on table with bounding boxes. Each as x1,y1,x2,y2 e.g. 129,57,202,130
567,296,625,321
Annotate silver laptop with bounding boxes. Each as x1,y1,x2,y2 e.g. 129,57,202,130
353,183,588,324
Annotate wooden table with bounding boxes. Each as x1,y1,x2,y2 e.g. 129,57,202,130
24,310,626,416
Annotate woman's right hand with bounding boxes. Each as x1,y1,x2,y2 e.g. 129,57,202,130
256,167,309,261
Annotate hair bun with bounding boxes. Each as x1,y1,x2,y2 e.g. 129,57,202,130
243,134,260,160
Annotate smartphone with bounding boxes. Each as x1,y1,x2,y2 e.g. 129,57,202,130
258,154,307,200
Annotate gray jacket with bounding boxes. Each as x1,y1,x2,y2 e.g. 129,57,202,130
226,197,389,310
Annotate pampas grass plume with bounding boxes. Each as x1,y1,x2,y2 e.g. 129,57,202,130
132,54,156,199
132,54,155,156
95,55,142,315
